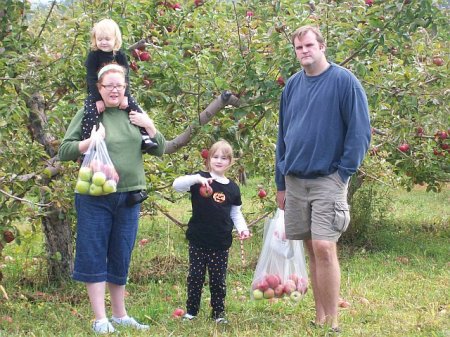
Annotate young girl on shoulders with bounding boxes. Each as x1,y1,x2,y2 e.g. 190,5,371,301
172,140,250,324
83,18,156,151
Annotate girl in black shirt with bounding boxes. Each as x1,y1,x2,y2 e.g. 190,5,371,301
173,140,250,324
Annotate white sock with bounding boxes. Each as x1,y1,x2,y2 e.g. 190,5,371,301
95,318,109,324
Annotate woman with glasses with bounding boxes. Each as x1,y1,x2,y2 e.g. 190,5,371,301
82,18,157,152
58,63,166,334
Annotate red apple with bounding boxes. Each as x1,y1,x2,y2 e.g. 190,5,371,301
194,0,204,6
3,230,15,243
200,148,209,159
130,61,139,72
256,279,269,292
288,274,299,284
139,51,151,61
436,130,448,140
274,284,284,297
172,308,185,318
132,49,141,59
398,143,410,153
265,274,280,289
263,288,275,299
432,57,444,66
276,76,285,86
172,3,181,10
365,0,373,6
283,280,296,295
199,185,213,198
258,189,267,198
416,127,424,136
246,10,254,17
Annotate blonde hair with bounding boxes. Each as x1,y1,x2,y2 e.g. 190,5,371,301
291,25,325,47
205,140,234,171
90,19,122,51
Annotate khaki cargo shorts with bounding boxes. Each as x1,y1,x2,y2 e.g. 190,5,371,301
284,171,350,242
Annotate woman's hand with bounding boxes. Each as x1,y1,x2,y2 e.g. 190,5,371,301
129,110,156,137
90,122,106,140
79,123,105,154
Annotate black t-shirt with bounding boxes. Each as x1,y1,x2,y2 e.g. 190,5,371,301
186,171,242,250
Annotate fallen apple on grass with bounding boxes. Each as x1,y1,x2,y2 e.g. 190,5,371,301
171,308,185,318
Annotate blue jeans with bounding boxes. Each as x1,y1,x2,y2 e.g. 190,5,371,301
73,192,140,285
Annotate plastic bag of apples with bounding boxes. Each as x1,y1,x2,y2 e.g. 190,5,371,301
75,130,119,196
251,209,308,302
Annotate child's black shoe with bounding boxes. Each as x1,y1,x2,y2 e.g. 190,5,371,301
141,136,158,152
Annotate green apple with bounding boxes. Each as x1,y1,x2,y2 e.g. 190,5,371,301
103,180,117,194
75,180,90,194
89,183,103,196
92,172,106,186
252,289,264,300
78,167,93,182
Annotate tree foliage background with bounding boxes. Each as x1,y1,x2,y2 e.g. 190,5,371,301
0,0,448,280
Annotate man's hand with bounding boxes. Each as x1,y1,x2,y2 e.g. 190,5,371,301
276,190,286,210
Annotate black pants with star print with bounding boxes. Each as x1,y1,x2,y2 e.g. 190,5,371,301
81,93,149,140
186,243,229,319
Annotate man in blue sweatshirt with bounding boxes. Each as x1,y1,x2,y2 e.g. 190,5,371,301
275,25,371,332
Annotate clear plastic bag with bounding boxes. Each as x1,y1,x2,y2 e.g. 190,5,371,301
75,131,119,196
251,209,309,302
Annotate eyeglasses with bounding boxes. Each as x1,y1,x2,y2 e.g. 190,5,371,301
101,84,126,91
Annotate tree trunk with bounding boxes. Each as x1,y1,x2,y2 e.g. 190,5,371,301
40,204,74,282
27,92,73,281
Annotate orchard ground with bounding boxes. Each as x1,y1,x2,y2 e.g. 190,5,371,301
0,180,448,337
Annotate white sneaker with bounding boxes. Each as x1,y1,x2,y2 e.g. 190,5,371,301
92,319,116,334
182,313,196,321
111,316,150,330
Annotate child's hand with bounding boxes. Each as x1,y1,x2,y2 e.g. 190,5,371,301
239,230,251,240
119,96,129,110
96,100,105,113
197,176,214,186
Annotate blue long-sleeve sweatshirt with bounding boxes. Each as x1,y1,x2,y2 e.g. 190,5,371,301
275,62,371,191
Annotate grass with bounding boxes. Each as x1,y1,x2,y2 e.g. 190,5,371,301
0,182,448,336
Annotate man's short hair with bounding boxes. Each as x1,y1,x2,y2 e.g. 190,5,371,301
291,25,325,46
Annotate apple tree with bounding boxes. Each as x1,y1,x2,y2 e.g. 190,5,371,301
0,0,448,281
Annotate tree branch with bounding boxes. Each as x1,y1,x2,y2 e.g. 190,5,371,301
164,91,240,154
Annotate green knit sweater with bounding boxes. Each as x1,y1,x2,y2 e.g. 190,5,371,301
58,107,166,192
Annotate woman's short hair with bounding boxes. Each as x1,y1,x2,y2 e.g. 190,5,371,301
291,25,325,46
90,19,122,51
205,140,234,171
